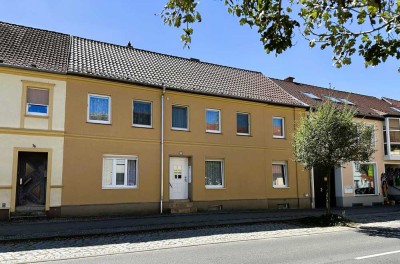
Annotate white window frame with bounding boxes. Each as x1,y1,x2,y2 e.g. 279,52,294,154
102,155,138,189
205,159,224,189
132,100,153,128
87,94,111,124
26,88,50,117
236,112,250,136
172,105,189,131
206,108,221,133
272,161,288,188
352,162,378,196
272,117,285,138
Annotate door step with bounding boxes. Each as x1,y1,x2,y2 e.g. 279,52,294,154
169,200,197,214
10,210,47,220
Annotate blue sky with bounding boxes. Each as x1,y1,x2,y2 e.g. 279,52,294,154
1,0,398,98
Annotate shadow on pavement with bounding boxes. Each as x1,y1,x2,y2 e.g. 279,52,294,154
357,226,400,239
0,222,302,253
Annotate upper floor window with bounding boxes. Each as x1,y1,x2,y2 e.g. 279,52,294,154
206,109,221,133
172,105,189,130
102,155,138,189
88,94,111,124
237,112,250,135
26,88,49,116
273,117,285,138
272,161,288,188
133,100,152,128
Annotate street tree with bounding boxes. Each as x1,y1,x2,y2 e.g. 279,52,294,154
160,0,400,71
292,100,375,214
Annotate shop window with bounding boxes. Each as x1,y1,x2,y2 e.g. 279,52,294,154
353,163,377,195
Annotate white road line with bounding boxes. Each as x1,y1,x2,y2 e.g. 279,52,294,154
355,250,400,260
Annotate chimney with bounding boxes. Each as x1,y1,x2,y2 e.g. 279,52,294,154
127,41,133,48
284,76,295,82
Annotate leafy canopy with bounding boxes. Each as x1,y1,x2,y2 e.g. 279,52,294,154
292,100,375,170
160,0,400,71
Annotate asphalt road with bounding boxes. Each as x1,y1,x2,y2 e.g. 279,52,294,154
46,228,400,264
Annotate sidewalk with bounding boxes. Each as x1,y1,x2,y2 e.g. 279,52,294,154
0,206,399,242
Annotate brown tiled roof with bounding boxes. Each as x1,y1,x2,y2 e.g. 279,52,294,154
68,37,303,106
382,97,400,108
272,78,400,119
0,21,70,73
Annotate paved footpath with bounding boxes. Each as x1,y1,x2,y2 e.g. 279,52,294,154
0,206,399,263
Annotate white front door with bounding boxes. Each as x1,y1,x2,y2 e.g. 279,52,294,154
169,157,189,200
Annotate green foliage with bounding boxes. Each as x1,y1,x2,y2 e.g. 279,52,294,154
160,0,400,70
292,100,375,170
297,214,352,227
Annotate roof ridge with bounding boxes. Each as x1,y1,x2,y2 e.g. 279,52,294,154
0,20,69,37
271,77,382,101
72,36,262,74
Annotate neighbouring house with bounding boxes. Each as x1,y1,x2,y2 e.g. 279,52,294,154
0,21,312,220
273,77,400,207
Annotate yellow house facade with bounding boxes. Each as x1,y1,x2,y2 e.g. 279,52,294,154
0,21,312,219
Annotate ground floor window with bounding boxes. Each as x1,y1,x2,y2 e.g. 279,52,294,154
272,161,288,187
103,156,138,188
205,160,224,188
353,163,377,195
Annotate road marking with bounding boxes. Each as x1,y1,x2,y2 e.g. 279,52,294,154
356,250,400,260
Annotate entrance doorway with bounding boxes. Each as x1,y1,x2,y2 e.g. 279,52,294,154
16,152,48,212
169,157,189,200
313,167,336,208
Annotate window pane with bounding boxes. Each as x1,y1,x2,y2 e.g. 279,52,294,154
205,161,223,186
353,163,376,195
273,118,283,137
27,88,49,105
237,113,249,134
103,159,113,186
89,95,110,121
127,160,137,186
116,159,125,185
389,119,400,130
390,131,400,142
172,106,188,129
27,104,48,114
390,144,400,155
133,101,151,126
206,110,220,131
273,164,286,186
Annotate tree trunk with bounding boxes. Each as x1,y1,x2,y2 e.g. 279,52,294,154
326,168,331,215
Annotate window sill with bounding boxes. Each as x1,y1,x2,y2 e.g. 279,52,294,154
354,194,379,196
206,131,222,134
87,121,111,125
132,125,153,129
273,136,285,139
205,186,225,189
102,186,138,190
25,114,49,119
236,133,251,137
172,128,190,131
273,186,289,189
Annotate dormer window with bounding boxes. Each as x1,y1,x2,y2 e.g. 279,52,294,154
324,96,341,103
339,98,355,105
390,106,400,112
303,92,321,100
